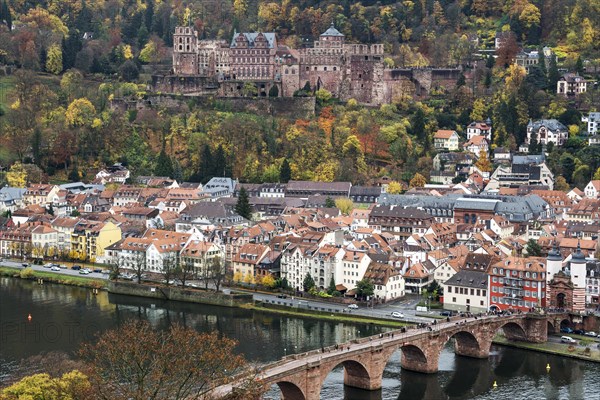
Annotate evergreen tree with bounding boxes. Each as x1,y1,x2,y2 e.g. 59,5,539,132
75,0,93,33
327,274,337,295
144,0,155,31
548,55,560,92
575,56,584,76
172,158,183,182
268,84,279,97
154,143,173,177
279,158,291,183
303,273,315,292
235,187,252,220
47,203,54,216
538,46,547,77
68,163,80,182
213,144,228,177
198,145,213,183
39,47,47,73
1,0,11,31
485,54,494,69
62,31,82,70
456,73,466,87
528,131,539,154
324,197,335,208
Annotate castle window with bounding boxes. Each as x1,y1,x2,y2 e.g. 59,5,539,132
324,67,327,71
333,67,337,71
306,66,309,71
292,69,295,74
314,66,317,71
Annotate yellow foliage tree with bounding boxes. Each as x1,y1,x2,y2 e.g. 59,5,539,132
409,173,427,188
554,176,570,192
261,274,276,288
65,98,96,127
387,180,403,194
6,162,28,187
334,198,354,215
1,370,91,399
474,150,493,172
233,271,243,282
46,44,63,75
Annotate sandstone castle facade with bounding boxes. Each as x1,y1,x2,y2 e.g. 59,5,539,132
162,24,460,105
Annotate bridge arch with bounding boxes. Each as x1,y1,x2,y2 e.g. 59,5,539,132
497,321,528,341
319,359,373,393
269,380,306,400
443,330,489,359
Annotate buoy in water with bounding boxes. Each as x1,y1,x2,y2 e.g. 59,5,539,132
27,313,32,321
493,381,497,388
546,363,551,371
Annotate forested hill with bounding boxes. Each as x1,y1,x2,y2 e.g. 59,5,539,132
0,0,598,70
0,1,599,189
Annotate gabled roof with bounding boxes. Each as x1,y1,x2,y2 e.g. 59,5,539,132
434,130,458,139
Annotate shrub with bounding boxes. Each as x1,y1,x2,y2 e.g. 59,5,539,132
20,267,35,279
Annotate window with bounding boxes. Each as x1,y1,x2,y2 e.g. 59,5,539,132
452,297,456,302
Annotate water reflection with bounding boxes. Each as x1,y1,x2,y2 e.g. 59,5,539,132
1,277,598,400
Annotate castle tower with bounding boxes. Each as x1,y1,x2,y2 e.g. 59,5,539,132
569,240,587,312
318,22,345,48
173,26,198,75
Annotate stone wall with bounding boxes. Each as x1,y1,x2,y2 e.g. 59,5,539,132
151,75,220,95
111,95,315,119
107,280,253,307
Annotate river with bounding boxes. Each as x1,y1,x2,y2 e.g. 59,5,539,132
1,277,599,399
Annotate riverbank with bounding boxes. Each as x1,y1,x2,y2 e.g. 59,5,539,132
0,266,106,289
108,280,405,327
493,335,600,363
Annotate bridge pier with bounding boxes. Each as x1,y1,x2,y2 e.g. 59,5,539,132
454,335,491,359
523,316,548,343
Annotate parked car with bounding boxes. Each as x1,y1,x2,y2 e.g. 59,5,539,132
560,327,573,334
21,263,29,268
59,264,67,269
277,294,288,299
79,269,90,275
43,263,53,268
573,329,585,335
561,336,577,344
51,266,61,271
584,331,597,337
347,304,358,309
391,311,404,318
71,265,81,270
440,311,453,317
93,268,103,273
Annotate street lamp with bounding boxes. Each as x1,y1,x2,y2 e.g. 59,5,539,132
284,347,287,357
428,296,432,312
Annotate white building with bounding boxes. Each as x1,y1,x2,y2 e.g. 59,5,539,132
443,269,488,313
582,112,600,135
526,119,568,147
584,180,600,199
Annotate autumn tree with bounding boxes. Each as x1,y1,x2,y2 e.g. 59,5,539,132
1,370,92,399
46,43,63,74
495,31,518,68
6,162,27,187
66,98,96,127
409,173,427,188
79,320,258,400
386,181,403,194
554,176,570,192
475,150,493,172
334,197,354,215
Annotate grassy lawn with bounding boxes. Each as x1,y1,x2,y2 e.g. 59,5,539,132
0,266,106,289
0,74,15,110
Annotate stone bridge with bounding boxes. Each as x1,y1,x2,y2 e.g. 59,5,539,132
212,312,571,400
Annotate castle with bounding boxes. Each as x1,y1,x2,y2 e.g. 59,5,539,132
164,24,461,105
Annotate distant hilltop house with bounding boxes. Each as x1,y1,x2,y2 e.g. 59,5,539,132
514,47,556,73
526,119,568,147
582,112,600,146
557,73,586,96
155,24,462,105
466,120,492,141
434,130,460,151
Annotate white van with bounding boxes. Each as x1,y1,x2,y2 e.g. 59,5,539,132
561,336,577,344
